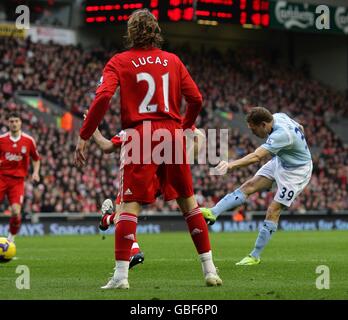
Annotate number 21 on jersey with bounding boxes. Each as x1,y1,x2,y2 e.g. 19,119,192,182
136,72,169,113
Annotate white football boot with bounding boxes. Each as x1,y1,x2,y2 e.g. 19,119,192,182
205,272,223,286
101,277,129,289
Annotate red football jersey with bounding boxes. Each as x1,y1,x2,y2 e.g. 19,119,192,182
80,47,202,140
0,132,40,178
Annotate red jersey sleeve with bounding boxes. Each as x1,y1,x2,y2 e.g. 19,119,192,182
111,130,128,147
178,58,203,129
80,57,120,140
111,135,122,147
30,138,41,161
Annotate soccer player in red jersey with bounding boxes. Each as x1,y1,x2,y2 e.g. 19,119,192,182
0,113,41,242
75,9,222,289
92,122,205,270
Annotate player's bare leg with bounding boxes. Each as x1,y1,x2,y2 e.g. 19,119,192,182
201,175,273,225
7,204,22,242
101,201,141,289
236,201,284,265
240,175,274,195
177,196,222,287
264,201,283,224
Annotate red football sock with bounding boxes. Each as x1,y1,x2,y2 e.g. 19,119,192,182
101,212,116,227
130,235,140,256
9,215,22,235
184,207,211,254
115,213,138,261
130,246,140,256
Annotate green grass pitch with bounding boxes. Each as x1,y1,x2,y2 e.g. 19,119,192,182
1,231,347,300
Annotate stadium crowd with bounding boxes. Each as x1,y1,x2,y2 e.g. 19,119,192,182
0,37,347,214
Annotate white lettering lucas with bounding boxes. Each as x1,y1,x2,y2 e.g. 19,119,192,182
132,56,168,68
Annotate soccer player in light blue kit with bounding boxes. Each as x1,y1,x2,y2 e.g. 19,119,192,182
201,107,312,265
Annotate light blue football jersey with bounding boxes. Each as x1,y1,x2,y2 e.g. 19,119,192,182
261,113,312,167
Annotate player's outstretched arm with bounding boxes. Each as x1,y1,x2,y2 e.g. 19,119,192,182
215,147,271,175
92,128,116,154
82,110,113,153
230,147,270,169
83,110,118,154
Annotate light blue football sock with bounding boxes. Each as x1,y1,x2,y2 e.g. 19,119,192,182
250,220,278,258
211,188,246,218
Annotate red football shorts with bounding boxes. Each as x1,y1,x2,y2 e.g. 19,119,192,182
0,175,25,205
118,120,194,204
116,176,161,205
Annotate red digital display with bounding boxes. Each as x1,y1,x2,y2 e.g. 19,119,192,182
195,0,270,27
85,1,151,23
84,0,270,27
167,0,193,22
